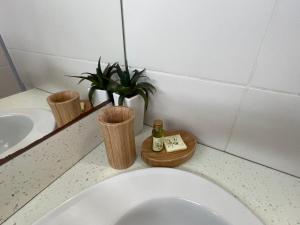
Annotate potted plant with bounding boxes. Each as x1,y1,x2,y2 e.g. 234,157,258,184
108,63,156,134
68,57,117,106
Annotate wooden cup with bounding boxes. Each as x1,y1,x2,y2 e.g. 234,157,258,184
98,106,136,169
47,90,82,127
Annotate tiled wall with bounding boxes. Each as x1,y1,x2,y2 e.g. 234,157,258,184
0,37,22,98
123,0,300,177
0,0,124,99
1,0,299,176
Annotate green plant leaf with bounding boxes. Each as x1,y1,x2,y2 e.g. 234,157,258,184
136,82,156,94
80,73,99,82
67,57,121,91
107,79,120,93
107,64,118,78
102,63,111,77
67,75,87,79
102,64,118,87
78,78,86,84
125,71,131,86
118,95,125,106
81,72,95,75
114,64,131,87
117,86,128,95
139,87,149,107
105,63,156,109
107,91,114,104
115,64,124,78
68,75,97,84
96,57,102,75
66,75,87,83
136,88,148,110
88,86,97,106
96,76,104,89
130,69,146,86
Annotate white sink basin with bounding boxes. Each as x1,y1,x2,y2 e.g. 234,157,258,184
0,108,55,158
33,168,264,225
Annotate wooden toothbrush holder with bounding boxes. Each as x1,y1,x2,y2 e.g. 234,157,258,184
47,90,82,127
98,106,136,169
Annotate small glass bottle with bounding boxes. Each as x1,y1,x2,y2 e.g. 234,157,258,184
152,119,164,152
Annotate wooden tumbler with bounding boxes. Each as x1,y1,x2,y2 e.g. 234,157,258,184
98,106,136,169
47,90,82,127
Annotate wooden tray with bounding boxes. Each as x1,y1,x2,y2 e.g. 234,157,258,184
141,130,197,167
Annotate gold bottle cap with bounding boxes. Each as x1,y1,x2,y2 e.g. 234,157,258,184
153,119,163,128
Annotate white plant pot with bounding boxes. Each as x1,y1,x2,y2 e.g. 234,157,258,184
88,88,109,106
113,93,144,134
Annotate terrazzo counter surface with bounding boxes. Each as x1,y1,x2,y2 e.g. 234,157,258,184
0,88,50,110
3,127,300,225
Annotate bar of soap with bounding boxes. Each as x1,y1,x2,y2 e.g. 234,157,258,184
164,134,187,152
80,102,85,112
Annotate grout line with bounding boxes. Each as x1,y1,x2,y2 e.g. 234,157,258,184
224,0,280,151
246,0,279,86
200,142,300,179
8,48,112,65
249,85,300,97
145,120,299,178
10,47,300,98
223,88,248,150
8,32,300,99
132,65,248,87
120,0,129,70
144,66,300,98
8,47,248,88
35,87,54,94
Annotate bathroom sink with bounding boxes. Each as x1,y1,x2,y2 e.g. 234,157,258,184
0,108,55,158
33,168,264,225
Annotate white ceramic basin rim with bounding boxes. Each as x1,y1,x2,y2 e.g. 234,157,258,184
33,168,264,225
0,108,55,158
0,114,33,152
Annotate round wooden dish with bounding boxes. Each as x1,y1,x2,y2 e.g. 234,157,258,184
141,130,197,167
80,100,92,113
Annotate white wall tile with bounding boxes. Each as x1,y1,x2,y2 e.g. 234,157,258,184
251,0,300,94
10,50,100,99
227,89,300,176
0,0,124,64
123,0,275,84
0,66,22,98
144,70,245,150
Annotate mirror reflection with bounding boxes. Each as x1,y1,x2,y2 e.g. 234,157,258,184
0,0,125,160
0,32,122,160
0,38,56,158
0,38,119,159
0,38,94,159
0,0,126,222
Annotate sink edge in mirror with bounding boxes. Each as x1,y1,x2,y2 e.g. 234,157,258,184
0,100,110,166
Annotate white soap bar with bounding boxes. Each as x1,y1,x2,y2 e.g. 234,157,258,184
164,134,187,152
80,102,85,111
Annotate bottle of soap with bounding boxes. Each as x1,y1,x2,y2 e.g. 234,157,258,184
152,119,164,152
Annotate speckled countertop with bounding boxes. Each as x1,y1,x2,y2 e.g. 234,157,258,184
3,127,300,225
0,88,50,110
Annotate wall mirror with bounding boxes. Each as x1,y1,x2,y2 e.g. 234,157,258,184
0,0,124,163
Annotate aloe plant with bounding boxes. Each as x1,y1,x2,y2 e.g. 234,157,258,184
68,57,117,104
108,64,156,110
